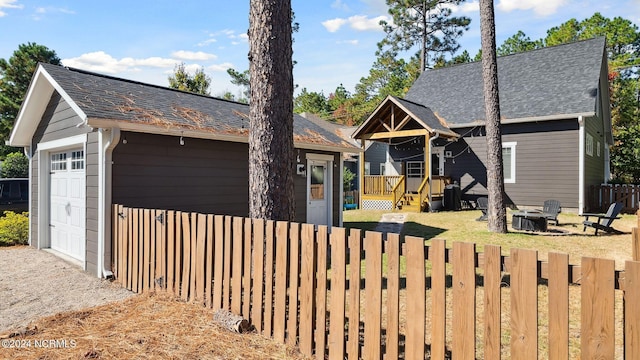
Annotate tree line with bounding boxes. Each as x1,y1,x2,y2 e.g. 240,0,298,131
1,8,639,183
292,11,640,183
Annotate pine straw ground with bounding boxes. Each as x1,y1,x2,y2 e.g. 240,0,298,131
0,292,309,360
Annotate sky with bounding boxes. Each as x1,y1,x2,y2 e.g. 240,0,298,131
1,0,639,98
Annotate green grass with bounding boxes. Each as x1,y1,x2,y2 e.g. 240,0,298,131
344,208,637,268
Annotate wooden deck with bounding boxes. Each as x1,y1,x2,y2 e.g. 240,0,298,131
361,175,451,212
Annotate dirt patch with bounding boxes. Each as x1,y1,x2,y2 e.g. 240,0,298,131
0,246,134,333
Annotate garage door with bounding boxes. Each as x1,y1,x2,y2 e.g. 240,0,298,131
49,149,85,262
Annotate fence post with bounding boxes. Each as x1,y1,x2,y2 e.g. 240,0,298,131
633,211,640,261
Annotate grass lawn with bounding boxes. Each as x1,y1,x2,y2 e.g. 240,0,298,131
344,208,637,268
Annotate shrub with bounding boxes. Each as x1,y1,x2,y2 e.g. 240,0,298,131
0,152,28,178
343,166,356,191
0,211,29,246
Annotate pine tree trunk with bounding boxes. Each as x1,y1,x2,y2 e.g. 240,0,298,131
479,0,507,233
248,0,295,221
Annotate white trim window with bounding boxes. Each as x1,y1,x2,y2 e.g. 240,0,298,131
597,141,601,157
586,134,594,156
50,152,67,171
502,142,517,183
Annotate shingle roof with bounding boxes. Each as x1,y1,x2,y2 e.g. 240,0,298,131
299,112,358,147
39,63,355,151
404,37,606,126
393,97,456,134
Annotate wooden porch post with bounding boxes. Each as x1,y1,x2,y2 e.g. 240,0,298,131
359,139,365,209
426,134,432,209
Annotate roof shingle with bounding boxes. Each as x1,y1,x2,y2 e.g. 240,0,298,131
404,37,606,126
40,63,354,150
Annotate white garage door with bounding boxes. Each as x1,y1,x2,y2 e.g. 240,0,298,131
49,149,86,262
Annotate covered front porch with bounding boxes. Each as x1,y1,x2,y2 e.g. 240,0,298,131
362,174,452,212
352,96,459,212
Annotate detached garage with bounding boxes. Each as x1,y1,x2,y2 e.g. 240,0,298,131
9,63,356,277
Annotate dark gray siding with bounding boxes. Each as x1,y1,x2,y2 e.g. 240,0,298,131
112,132,250,215
30,92,89,250
112,132,341,225
85,132,99,275
446,120,580,208
365,142,388,175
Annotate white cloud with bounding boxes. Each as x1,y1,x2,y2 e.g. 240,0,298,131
31,6,75,20
447,0,479,13
337,39,359,45
497,0,567,16
197,38,217,47
349,15,388,31
322,18,348,32
208,62,234,72
322,15,389,33
171,50,217,61
62,51,178,74
331,0,350,11
0,0,23,17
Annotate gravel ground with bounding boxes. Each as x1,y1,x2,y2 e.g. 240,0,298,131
0,246,134,333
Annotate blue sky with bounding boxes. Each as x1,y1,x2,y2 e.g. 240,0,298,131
1,0,639,98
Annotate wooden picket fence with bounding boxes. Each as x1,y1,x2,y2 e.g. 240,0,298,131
112,204,640,359
589,183,640,213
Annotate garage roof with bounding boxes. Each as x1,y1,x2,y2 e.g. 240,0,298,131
10,63,358,153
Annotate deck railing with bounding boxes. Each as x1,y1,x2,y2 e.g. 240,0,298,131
112,204,640,359
363,175,403,196
391,176,406,210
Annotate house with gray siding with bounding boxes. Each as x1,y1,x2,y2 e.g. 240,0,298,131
300,113,388,191
9,63,356,277
353,37,612,213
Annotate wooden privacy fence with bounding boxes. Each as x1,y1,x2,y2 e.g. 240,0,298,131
589,183,640,213
112,205,640,359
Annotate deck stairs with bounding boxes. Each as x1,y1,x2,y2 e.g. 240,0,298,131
397,193,425,212
397,193,444,212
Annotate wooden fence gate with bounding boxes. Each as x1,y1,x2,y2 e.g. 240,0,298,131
112,204,640,359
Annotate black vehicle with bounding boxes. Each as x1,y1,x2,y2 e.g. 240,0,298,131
0,178,28,213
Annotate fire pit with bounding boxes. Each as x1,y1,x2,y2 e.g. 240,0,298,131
511,211,548,232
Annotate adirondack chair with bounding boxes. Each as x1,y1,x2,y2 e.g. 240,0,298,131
476,197,488,221
582,202,624,235
540,200,561,225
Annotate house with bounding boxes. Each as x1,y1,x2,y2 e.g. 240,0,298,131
353,37,612,213
300,113,388,191
9,63,357,277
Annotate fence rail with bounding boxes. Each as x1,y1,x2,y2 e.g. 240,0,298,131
589,183,640,213
112,204,640,359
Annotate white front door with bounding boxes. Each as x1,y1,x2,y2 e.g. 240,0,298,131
50,149,86,262
307,160,328,226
